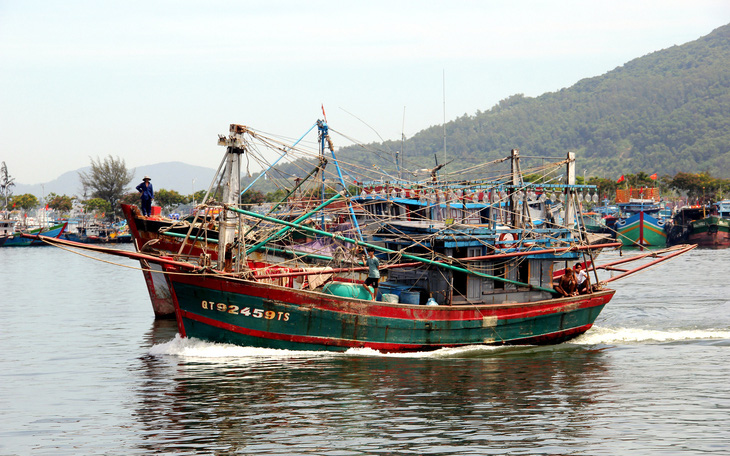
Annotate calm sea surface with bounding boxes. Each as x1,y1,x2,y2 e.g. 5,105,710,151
1,244,730,455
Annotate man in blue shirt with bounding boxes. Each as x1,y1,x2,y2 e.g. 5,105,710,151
135,176,154,216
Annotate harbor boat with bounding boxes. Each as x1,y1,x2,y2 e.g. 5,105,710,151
580,211,609,233
27,122,695,352
0,217,17,246
1,222,67,247
1,217,17,237
665,205,709,246
615,188,667,247
687,200,730,248
128,123,693,350
62,221,133,244
666,201,730,248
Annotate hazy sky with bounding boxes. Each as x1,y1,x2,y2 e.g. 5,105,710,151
1,1,729,185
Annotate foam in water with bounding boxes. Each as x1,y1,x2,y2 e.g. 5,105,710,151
149,335,505,359
149,326,730,360
571,326,730,345
149,334,336,359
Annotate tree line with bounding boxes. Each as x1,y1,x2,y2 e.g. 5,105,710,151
1,156,307,220
4,156,730,222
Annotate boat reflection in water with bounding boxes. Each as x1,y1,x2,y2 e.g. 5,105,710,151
132,333,611,454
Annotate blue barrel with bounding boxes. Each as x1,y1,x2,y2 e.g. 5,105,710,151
399,290,421,305
377,282,408,299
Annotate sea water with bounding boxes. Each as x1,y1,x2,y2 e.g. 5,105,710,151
1,245,729,455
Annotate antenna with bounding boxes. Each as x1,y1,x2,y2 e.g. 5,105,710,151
442,69,446,165
400,106,406,180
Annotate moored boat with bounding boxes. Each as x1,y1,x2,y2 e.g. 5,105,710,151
615,188,667,247
1,222,67,247
687,200,730,248
666,201,730,248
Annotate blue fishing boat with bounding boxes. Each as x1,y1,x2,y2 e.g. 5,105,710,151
615,188,667,247
2,222,67,247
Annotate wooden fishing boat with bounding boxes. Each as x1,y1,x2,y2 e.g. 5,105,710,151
666,201,730,248
129,123,693,351
687,200,730,248
26,122,695,352
615,188,667,247
1,222,67,247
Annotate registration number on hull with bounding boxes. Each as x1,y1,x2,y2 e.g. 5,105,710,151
201,300,290,321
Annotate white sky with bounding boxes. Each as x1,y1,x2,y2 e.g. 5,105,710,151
1,0,729,184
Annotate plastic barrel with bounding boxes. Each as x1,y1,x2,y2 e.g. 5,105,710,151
399,290,421,305
323,282,373,300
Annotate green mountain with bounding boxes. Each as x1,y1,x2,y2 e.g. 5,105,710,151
245,23,730,192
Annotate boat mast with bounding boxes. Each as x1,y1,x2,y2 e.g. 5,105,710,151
398,106,405,180
217,124,246,271
510,149,520,228
564,151,577,230
317,120,365,243
442,69,446,165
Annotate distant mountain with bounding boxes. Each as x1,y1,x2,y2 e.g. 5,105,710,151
13,162,217,199
256,23,730,184
385,23,730,178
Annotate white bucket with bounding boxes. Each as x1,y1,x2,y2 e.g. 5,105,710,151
381,293,399,303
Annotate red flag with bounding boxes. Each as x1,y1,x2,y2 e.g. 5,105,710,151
617,175,625,183
12,202,16,208
45,204,49,210
649,173,657,180
321,104,327,122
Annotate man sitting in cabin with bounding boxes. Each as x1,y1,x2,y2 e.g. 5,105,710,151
574,263,590,295
555,267,578,297
362,249,380,300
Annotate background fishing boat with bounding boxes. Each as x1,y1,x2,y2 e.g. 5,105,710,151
1,221,67,247
667,201,730,248
615,188,667,247
686,200,730,248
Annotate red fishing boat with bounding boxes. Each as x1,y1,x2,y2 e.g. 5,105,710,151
30,122,695,352
116,123,696,350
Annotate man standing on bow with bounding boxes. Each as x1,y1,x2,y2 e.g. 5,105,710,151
136,175,154,216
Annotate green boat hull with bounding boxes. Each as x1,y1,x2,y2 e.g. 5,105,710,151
168,271,614,352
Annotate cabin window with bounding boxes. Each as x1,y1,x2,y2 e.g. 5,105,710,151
517,259,529,287
493,263,506,289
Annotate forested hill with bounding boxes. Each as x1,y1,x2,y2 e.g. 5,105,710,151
332,23,730,180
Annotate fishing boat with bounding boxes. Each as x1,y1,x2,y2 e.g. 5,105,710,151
62,221,133,244
26,122,695,351
666,205,708,246
687,200,730,248
615,188,667,247
666,201,730,248
2,222,67,247
127,123,694,350
580,211,609,233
